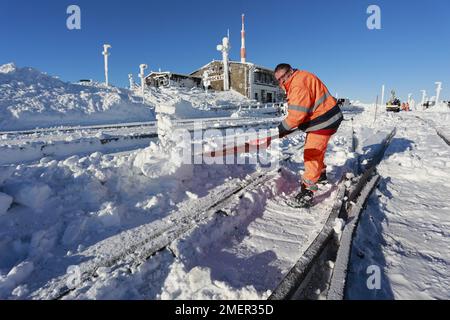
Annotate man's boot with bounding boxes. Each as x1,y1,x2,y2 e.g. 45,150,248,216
293,184,315,208
318,171,328,184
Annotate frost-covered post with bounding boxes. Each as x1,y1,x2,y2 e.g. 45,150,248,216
421,90,427,107
373,95,379,125
247,64,256,100
381,85,385,106
217,36,230,91
202,71,210,94
435,82,442,106
128,74,134,90
102,44,111,87
139,64,148,103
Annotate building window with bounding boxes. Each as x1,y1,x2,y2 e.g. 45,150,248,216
255,92,258,101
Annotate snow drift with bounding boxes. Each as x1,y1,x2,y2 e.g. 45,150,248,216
0,63,155,131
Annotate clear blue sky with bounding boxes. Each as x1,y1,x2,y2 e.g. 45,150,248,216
1,0,449,102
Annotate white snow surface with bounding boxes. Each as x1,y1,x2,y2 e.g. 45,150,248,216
0,63,156,131
0,63,264,132
0,121,355,299
346,107,450,300
145,86,276,120
0,73,449,300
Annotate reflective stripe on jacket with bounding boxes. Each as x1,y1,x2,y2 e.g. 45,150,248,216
279,70,343,135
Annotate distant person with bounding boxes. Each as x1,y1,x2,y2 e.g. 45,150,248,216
274,64,343,208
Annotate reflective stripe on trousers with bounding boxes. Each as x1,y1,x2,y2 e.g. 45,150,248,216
302,132,333,191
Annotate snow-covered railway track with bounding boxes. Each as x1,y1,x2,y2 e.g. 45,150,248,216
29,122,392,300
1,118,280,166
415,116,450,147
436,130,450,146
30,137,306,300
270,127,397,300
0,117,278,137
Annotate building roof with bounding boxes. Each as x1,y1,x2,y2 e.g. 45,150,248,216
190,60,275,75
146,71,201,79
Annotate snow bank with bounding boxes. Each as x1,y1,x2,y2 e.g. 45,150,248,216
424,102,450,112
0,63,155,131
144,86,274,120
159,262,270,300
7,183,52,210
0,140,260,298
0,261,34,297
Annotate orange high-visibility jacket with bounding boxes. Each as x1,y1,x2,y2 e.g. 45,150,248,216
279,70,343,136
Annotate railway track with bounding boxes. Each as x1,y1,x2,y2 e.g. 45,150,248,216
0,117,279,137
30,134,305,300
269,127,397,300
415,116,450,147
30,125,396,301
0,118,280,166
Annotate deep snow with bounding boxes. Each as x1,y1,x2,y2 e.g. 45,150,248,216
0,63,266,132
0,63,155,130
0,64,449,300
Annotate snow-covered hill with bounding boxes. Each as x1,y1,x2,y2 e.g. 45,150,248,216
0,63,156,131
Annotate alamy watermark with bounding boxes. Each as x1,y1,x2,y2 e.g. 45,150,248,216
157,120,282,168
367,5,382,30
66,5,81,30
366,265,381,290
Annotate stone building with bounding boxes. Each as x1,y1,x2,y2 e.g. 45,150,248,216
190,60,284,103
145,71,202,89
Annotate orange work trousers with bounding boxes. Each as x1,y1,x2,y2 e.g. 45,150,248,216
302,131,334,191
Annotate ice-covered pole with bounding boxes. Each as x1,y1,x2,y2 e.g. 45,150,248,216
202,71,210,94
217,36,230,91
381,85,385,105
241,14,246,63
102,44,111,87
435,82,443,105
128,74,134,90
421,90,427,106
139,64,148,103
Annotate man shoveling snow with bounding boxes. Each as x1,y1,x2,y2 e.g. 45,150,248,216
274,64,343,208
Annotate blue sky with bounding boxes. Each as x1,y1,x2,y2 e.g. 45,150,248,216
1,0,449,102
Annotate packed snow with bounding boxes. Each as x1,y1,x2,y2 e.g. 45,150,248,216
346,110,450,300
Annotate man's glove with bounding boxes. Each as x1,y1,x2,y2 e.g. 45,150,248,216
277,122,295,139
